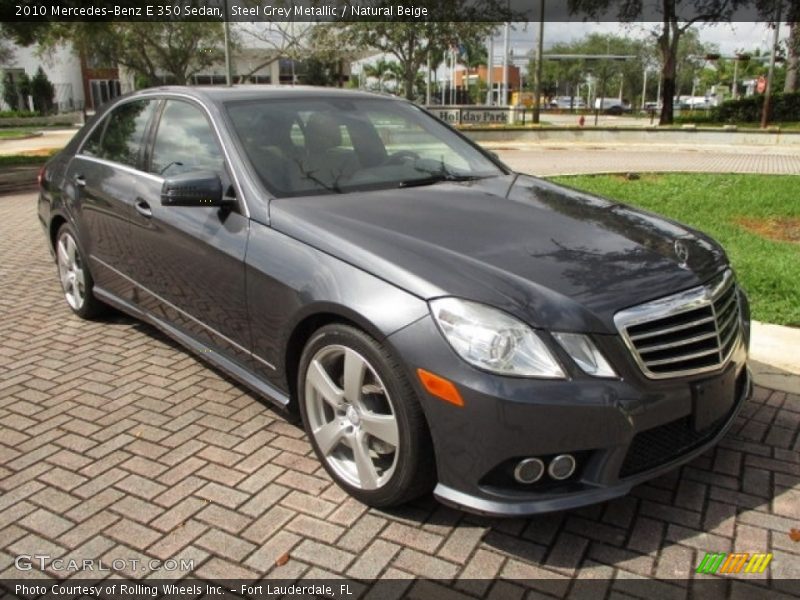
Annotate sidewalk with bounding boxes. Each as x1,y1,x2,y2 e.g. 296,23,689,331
0,129,79,156
751,321,800,394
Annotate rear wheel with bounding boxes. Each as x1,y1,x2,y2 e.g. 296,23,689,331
55,223,107,319
298,324,435,507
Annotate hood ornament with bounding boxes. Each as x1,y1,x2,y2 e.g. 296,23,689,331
673,240,690,268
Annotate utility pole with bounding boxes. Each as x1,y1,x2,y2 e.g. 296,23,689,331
533,0,545,123
502,23,510,105
487,34,494,105
761,0,782,128
641,68,648,109
223,0,233,85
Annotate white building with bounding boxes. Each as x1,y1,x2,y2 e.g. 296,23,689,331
1,44,85,111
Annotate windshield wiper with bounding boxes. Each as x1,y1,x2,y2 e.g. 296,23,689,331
398,173,485,188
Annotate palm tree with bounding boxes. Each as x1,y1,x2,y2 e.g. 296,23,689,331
362,59,404,93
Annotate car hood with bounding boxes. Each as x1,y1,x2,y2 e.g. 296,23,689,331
269,174,727,333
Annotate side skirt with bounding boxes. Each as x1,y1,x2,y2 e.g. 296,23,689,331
93,286,291,408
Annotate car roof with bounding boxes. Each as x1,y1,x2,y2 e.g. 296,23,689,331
127,85,395,105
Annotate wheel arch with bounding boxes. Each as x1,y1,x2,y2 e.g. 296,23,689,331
49,213,68,254
282,305,400,413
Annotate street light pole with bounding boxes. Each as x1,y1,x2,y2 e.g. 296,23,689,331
533,0,545,123
761,0,782,128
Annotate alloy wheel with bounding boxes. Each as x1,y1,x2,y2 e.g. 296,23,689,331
57,232,86,311
304,344,400,490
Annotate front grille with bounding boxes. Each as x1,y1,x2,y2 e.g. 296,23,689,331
614,270,741,379
619,416,714,477
619,371,745,478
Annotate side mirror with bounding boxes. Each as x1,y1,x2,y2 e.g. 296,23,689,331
161,171,231,208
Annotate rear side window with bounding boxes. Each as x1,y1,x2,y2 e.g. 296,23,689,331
96,99,157,168
81,117,107,157
150,100,225,177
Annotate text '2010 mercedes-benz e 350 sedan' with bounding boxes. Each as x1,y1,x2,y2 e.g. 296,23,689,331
38,86,752,516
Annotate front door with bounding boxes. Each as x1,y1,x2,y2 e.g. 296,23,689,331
129,98,252,366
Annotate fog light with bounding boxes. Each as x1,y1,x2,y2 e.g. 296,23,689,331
548,455,576,480
513,458,545,484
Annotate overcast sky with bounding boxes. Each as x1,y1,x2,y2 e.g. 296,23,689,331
496,21,790,61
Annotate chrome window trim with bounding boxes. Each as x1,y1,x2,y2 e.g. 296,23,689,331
76,154,164,183
614,269,741,379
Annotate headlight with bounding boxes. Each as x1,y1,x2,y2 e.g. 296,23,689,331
552,332,617,378
429,298,565,378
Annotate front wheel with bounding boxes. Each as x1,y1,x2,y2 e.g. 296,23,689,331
298,324,435,507
55,223,107,319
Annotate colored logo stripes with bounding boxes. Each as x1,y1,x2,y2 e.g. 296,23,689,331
696,552,773,574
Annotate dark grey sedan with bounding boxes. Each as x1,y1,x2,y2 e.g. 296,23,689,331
38,86,751,516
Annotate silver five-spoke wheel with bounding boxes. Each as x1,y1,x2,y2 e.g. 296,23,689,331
57,232,86,311
304,344,400,490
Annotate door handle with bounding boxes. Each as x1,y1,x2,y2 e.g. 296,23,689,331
73,175,86,188
135,198,152,218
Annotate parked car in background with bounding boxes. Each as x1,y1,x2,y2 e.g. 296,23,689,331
38,86,751,516
594,97,632,115
551,96,587,110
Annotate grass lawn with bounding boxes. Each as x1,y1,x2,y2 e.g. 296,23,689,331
0,150,57,167
549,173,800,327
0,128,39,139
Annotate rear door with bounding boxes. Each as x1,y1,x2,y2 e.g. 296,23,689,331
64,98,158,302
129,98,252,366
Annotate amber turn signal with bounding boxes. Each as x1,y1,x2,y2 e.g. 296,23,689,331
417,368,464,407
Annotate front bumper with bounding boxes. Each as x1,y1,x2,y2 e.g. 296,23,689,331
388,315,752,517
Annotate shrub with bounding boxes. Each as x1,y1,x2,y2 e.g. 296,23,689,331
30,67,55,115
2,71,18,111
0,109,40,119
710,92,800,123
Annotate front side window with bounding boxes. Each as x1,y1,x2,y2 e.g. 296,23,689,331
97,99,157,168
225,97,503,197
150,100,225,177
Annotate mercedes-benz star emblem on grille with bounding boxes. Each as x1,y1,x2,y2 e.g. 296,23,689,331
674,240,690,268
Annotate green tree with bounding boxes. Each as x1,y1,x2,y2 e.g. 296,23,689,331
532,32,657,109
362,59,404,92
569,0,744,124
5,21,225,86
337,1,507,100
2,71,19,110
30,66,54,114
301,57,340,87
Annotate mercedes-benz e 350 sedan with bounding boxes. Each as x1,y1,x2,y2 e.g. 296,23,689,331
38,87,751,516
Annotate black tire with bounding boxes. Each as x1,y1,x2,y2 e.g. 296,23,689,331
298,323,436,508
54,223,108,320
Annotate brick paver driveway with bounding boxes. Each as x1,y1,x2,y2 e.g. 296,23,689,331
1,192,799,597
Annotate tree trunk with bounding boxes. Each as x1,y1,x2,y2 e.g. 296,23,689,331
658,21,681,126
404,67,415,100
785,22,799,93
404,36,416,100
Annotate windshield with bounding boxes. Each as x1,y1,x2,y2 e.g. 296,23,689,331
224,96,504,197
